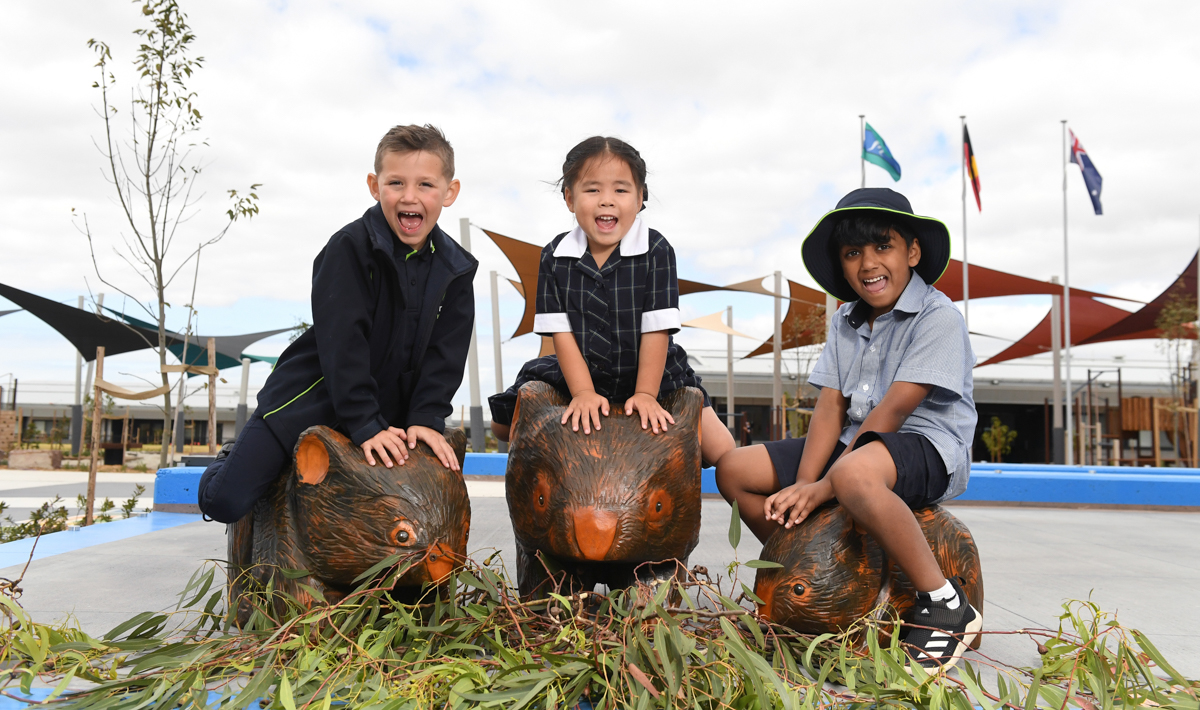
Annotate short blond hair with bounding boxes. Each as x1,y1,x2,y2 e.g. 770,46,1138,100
374,124,455,180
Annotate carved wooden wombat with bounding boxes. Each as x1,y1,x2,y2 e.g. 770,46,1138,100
754,504,983,646
506,381,703,597
228,425,470,624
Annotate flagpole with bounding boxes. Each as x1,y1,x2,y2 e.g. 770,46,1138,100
859,115,866,189
1062,120,1074,466
961,115,969,333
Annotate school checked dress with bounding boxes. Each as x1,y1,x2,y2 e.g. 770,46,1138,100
488,218,708,426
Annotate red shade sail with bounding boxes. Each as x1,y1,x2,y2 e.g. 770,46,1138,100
1080,253,1198,345
976,296,1134,367
934,259,1135,303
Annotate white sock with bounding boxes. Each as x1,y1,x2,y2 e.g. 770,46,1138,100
925,580,960,610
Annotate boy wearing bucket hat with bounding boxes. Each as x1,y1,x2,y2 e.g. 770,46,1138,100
715,188,979,670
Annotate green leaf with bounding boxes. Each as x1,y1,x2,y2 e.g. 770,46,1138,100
280,567,312,580
745,559,783,569
728,500,742,549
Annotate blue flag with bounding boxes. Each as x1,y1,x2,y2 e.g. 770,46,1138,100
1069,130,1103,215
862,122,901,181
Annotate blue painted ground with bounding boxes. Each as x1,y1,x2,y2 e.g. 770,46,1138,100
153,456,1200,509
0,512,202,569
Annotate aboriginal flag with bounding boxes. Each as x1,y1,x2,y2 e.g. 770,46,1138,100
963,124,981,211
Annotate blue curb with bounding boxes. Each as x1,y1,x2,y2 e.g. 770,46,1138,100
0,512,204,569
151,459,1200,509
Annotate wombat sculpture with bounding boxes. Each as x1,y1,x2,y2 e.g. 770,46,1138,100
506,381,703,598
753,504,983,647
228,425,470,625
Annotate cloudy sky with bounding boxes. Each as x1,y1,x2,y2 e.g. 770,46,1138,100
2,0,1198,411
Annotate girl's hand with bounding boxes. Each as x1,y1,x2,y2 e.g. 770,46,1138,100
405,425,460,471
763,479,832,528
561,390,610,434
624,392,675,434
361,426,409,468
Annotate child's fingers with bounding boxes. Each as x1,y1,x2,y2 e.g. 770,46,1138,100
388,426,408,441
363,447,376,466
590,408,603,433
376,443,395,468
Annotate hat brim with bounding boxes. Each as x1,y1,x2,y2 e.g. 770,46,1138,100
801,206,952,303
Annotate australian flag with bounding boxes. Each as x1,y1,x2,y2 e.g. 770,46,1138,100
1069,130,1103,215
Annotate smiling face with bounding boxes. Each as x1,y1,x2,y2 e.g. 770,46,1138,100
839,230,921,319
563,154,644,262
367,149,461,250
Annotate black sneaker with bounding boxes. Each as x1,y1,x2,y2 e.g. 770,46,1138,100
901,577,982,672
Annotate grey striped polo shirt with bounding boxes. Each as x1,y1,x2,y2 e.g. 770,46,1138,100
808,271,977,502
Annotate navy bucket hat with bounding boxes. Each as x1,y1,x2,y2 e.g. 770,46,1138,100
801,188,952,303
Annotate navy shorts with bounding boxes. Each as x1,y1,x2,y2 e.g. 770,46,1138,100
763,431,949,509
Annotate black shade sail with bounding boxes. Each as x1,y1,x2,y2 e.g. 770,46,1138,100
0,282,291,367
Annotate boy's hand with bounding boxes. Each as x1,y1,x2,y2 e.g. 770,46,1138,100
623,392,675,434
361,427,409,468
405,426,460,471
561,390,609,435
764,479,833,529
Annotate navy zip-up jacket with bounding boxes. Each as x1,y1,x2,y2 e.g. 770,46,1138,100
255,203,478,448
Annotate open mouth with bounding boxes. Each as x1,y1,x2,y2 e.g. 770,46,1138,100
862,274,888,295
595,215,618,232
398,211,423,233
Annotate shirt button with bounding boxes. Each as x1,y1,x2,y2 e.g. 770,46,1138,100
855,409,862,416
411,279,417,285
861,384,869,391
869,346,876,352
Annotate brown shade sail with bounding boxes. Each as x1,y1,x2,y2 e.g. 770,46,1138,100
976,296,1134,367
935,259,1136,302
979,252,1198,367
744,281,829,358
1079,252,1198,345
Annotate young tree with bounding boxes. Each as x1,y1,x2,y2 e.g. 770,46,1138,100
1155,282,1197,403
78,1,260,468
981,416,1018,463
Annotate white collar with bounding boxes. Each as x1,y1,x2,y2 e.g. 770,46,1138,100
552,217,650,259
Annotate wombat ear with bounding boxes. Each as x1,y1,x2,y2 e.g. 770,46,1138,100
510,381,568,443
444,427,468,466
295,427,332,485
663,387,704,442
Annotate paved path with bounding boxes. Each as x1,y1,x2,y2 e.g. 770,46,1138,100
1,493,1196,678
0,470,157,522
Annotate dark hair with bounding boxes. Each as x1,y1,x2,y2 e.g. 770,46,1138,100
374,124,455,180
558,136,648,210
828,213,917,262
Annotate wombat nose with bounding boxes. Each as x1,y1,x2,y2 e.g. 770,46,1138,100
425,542,457,583
572,507,618,560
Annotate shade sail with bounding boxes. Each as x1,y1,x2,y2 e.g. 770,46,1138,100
0,282,159,359
0,281,289,368
1079,252,1198,345
681,311,757,339
104,307,290,371
744,280,829,358
977,296,1135,367
935,259,1136,303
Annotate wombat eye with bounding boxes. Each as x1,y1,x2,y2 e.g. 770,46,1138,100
655,501,662,513
538,494,545,506
390,521,416,547
792,584,806,596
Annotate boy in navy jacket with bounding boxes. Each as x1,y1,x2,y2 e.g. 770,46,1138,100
199,124,478,524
